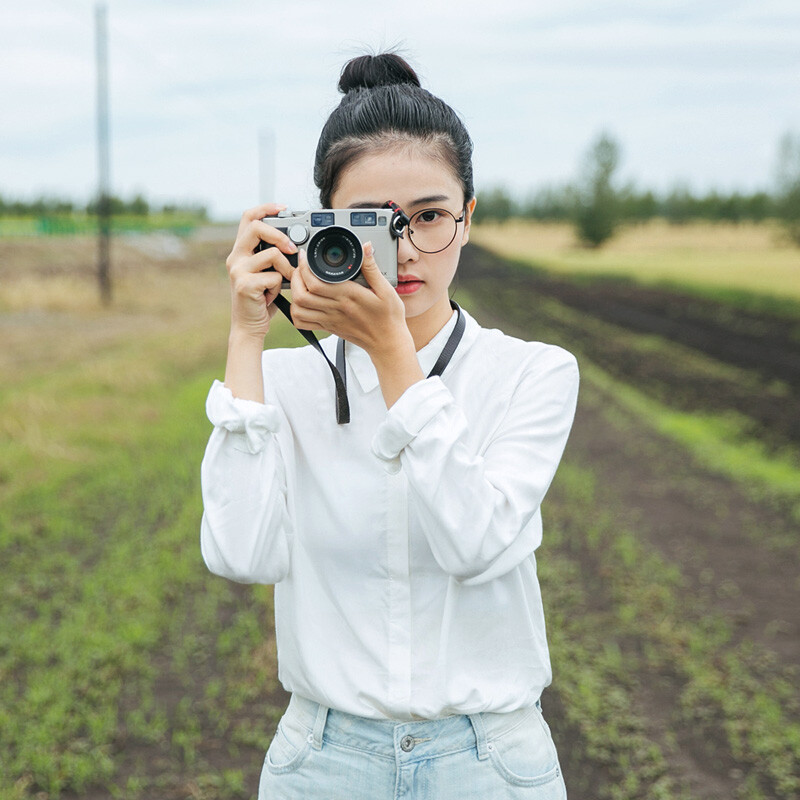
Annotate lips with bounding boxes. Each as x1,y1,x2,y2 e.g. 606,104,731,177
396,274,423,295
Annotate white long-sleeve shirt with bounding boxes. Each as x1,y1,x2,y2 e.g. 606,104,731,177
200,308,579,721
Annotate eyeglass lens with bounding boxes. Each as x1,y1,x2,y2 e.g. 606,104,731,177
407,208,460,254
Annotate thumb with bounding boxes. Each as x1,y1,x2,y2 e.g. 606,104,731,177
358,241,388,293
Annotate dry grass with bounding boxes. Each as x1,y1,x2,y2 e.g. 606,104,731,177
0,229,311,497
0,231,235,383
471,219,800,299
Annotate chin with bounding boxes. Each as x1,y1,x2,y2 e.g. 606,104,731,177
399,294,429,317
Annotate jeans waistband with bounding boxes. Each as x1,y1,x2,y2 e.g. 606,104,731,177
284,694,541,763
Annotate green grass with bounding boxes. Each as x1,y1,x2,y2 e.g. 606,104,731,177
581,361,800,526
541,447,800,800
0,214,203,238
0,316,300,798
3,264,797,799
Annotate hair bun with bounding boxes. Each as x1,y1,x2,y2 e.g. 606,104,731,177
338,53,421,94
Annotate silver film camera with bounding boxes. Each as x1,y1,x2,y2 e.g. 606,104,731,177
257,208,406,287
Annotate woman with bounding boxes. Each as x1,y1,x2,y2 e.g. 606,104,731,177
201,52,579,799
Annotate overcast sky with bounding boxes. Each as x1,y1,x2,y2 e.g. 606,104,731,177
1,0,798,219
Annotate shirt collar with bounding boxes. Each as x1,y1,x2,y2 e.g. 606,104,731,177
339,305,479,394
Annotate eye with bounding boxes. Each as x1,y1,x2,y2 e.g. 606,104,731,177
415,209,444,225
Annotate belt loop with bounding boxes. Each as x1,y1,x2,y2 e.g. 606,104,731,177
467,713,491,761
311,703,329,751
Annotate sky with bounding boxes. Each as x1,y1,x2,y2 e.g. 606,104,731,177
1,0,798,220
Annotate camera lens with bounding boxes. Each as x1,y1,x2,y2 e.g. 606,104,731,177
322,243,346,268
307,227,362,283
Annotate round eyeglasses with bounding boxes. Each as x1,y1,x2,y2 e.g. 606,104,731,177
406,207,466,254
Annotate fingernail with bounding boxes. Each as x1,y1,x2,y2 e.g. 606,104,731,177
287,241,298,253
364,241,373,257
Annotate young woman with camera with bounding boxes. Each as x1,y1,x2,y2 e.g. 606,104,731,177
201,52,579,799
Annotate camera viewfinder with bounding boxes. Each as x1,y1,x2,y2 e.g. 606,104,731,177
350,212,377,226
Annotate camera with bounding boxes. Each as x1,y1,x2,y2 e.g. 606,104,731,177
256,208,401,286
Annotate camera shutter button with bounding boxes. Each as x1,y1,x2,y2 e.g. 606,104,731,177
288,224,309,245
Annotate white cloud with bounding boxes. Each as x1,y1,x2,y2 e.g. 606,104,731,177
0,0,797,217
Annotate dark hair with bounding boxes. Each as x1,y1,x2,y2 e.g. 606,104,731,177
314,52,474,207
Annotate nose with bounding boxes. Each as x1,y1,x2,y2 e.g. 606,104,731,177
397,231,419,265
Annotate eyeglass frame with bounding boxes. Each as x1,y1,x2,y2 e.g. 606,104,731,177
405,206,467,254
383,200,467,255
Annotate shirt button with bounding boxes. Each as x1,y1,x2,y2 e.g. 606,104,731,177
400,734,415,752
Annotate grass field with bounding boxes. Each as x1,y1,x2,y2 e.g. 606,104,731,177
472,219,800,307
1,225,798,799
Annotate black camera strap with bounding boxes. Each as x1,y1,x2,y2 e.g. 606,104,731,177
272,296,465,425
273,293,351,424
335,299,465,399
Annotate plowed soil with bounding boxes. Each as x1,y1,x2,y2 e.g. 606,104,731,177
458,243,800,799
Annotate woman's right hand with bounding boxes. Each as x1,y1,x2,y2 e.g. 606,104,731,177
225,203,298,340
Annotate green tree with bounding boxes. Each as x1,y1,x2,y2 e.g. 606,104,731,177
522,184,576,221
775,131,800,245
129,193,149,215
473,186,516,223
574,132,621,247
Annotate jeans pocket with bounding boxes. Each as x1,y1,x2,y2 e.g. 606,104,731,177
487,707,564,791
265,717,313,775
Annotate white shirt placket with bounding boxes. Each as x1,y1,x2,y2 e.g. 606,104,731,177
386,468,412,714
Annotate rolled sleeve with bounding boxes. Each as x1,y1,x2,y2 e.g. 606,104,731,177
200,379,292,585
371,378,453,473
206,379,282,454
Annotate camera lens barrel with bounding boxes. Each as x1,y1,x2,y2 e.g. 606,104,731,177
307,226,363,283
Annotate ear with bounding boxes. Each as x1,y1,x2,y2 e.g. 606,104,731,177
461,197,478,247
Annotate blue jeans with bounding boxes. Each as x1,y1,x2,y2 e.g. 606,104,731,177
259,694,567,799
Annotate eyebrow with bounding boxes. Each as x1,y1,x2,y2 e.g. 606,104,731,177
347,194,451,209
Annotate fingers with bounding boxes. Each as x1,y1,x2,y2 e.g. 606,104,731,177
251,245,297,282
294,249,335,297
290,251,350,331
232,267,284,304
233,202,285,246
288,261,319,330
356,242,390,294
238,203,286,228
230,219,298,262
288,248,404,343
294,248,368,300
227,247,293,288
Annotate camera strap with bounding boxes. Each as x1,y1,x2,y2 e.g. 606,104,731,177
272,296,464,425
335,299,465,398
272,293,351,424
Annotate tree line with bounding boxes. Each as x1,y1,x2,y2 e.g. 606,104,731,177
474,131,800,247
479,184,777,224
0,193,208,220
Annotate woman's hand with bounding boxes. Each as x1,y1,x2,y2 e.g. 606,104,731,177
225,203,298,340
290,244,424,407
223,203,297,403
289,242,409,357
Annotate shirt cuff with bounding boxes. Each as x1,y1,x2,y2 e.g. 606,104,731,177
206,379,282,454
371,377,452,473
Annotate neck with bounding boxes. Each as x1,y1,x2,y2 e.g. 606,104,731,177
406,295,454,351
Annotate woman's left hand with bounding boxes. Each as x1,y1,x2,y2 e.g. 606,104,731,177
289,242,411,360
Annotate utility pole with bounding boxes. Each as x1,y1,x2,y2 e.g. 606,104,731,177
95,3,112,305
